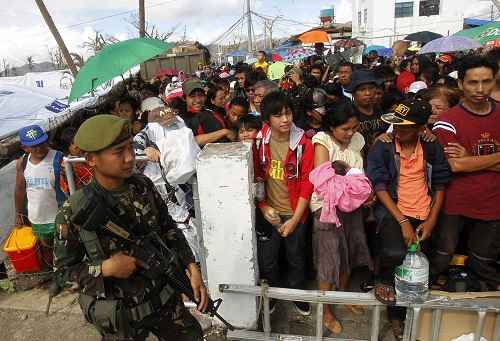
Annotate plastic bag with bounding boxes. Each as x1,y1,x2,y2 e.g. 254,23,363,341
452,333,487,341
159,126,200,185
178,218,202,262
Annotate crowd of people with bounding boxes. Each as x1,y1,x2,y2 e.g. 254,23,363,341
13,45,500,340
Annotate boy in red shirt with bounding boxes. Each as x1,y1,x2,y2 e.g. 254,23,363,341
255,91,314,315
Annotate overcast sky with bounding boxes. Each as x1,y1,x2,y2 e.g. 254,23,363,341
0,0,353,67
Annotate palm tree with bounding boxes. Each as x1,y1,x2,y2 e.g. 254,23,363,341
81,31,118,55
27,56,35,71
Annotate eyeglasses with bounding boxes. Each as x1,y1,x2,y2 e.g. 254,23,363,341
245,87,255,93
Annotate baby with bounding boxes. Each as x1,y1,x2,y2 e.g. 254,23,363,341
331,160,363,176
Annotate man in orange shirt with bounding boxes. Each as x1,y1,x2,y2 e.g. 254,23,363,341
367,98,452,339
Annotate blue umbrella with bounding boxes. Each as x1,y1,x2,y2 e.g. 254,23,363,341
378,47,393,58
364,45,386,54
419,36,481,54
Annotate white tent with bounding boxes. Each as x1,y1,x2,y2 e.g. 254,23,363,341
0,70,122,140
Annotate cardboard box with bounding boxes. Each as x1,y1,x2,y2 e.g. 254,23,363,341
417,309,497,341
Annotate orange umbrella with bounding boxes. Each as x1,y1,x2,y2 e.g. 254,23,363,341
298,30,330,44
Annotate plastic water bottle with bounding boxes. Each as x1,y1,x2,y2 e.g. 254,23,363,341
395,243,429,303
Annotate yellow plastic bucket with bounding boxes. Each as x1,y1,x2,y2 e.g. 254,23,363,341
3,226,41,273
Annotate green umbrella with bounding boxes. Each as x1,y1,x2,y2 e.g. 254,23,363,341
69,38,174,102
267,61,291,81
454,21,500,45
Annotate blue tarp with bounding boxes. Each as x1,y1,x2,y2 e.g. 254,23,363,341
464,18,491,27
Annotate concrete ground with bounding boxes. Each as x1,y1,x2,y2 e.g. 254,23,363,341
0,283,397,341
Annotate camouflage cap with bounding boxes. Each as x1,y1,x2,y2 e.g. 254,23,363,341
75,114,132,152
182,78,204,96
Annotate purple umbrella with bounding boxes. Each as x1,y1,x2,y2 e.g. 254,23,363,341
419,36,481,54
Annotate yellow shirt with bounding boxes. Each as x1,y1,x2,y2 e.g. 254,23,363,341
396,140,432,220
254,61,269,73
266,138,293,215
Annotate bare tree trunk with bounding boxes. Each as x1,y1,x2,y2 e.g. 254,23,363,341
139,0,145,37
34,0,78,76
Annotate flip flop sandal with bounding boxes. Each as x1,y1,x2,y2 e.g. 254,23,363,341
360,280,375,292
374,283,396,306
323,319,343,336
345,304,365,315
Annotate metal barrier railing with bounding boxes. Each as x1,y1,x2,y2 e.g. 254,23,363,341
62,156,149,195
219,284,500,341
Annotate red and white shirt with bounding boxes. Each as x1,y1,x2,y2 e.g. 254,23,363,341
433,101,500,220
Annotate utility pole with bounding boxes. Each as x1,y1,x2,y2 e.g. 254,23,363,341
247,0,253,52
139,0,145,37
264,16,280,49
263,21,267,50
35,0,78,76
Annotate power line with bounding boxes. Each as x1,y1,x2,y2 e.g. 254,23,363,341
251,10,317,28
63,0,178,29
210,15,246,45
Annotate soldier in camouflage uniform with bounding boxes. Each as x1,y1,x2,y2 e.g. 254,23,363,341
53,115,207,341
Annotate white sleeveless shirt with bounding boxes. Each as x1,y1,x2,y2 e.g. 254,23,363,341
24,149,59,224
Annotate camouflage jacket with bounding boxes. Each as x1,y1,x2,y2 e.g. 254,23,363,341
53,174,195,304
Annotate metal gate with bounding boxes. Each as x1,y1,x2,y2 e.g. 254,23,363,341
219,284,500,341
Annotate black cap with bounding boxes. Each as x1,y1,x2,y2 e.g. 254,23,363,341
347,70,382,92
381,98,431,126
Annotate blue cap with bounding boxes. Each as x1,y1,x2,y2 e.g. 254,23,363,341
18,125,48,147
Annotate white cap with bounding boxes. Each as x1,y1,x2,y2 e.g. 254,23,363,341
141,97,164,112
408,81,428,94
448,71,458,80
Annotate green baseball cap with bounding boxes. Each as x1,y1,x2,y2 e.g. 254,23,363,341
182,79,204,96
75,114,132,152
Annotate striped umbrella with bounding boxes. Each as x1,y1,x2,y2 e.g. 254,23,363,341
283,47,316,62
335,39,364,49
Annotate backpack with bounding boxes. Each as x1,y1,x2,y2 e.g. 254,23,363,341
21,150,65,207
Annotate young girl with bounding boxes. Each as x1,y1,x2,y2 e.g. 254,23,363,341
310,101,372,335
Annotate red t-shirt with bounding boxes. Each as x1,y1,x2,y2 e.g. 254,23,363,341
396,71,415,93
433,101,500,220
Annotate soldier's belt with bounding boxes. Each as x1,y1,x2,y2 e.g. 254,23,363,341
128,284,174,322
